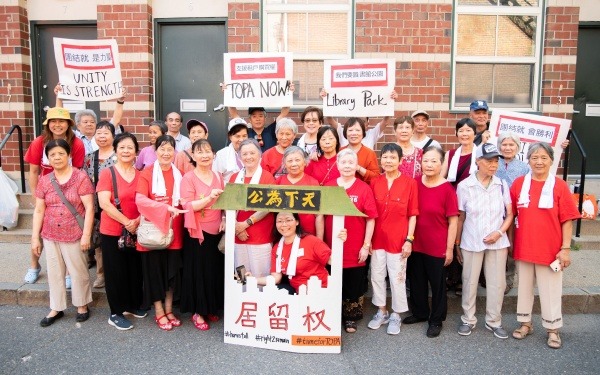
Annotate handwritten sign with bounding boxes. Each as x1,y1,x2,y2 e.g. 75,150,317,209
323,59,395,117
214,184,364,353
53,38,123,101
489,110,571,174
223,53,293,108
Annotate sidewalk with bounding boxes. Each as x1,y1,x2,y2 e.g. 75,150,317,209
1,242,599,314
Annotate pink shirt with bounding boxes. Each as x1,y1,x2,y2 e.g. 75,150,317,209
35,168,94,242
180,170,224,238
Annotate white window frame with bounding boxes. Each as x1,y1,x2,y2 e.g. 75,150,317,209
262,1,354,106
451,1,544,112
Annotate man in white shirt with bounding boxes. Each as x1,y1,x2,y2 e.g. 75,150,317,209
166,112,192,152
410,110,441,149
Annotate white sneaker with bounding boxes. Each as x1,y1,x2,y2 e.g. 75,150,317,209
387,313,401,335
367,310,389,330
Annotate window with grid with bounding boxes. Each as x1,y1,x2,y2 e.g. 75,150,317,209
452,0,543,111
263,0,353,105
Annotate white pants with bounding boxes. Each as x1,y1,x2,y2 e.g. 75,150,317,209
461,248,507,327
370,249,408,313
516,260,563,330
234,243,272,278
44,239,92,311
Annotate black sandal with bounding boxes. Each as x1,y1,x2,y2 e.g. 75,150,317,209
345,320,357,333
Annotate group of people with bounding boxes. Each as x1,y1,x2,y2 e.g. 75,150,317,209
25,96,580,350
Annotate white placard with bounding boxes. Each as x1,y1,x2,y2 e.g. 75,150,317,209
489,110,571,174
323,59,395,117
223,210,343,353
223,52,294,108
53,38,123,101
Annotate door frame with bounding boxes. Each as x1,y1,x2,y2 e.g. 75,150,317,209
30,21,97,135
154,17,228,123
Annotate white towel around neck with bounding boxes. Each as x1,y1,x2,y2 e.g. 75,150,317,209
276,235,301,277
447,145,477,182
151,160,182,206
234,165,263,184
517,172,555,209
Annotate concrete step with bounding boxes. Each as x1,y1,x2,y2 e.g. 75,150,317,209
0,228,31,243
573,218,600,236
573,235,600,251
16,193,35,209
15,209,33,230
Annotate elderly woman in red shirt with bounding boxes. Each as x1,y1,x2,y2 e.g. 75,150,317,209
31,139,94,327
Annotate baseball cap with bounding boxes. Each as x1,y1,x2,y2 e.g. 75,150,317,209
248,107,266,115
43,107,75,127
411,110,430,119
228,117,249,132
186,119,208,133
470,100,489,112
476,143,504,159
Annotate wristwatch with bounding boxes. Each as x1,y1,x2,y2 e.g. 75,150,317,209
245,218,253,226
405,235,414,244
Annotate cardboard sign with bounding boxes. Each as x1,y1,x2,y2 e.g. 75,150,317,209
53,38,124,101
223,53,293,108
489,110,571,174
323,59,395,117
213,184,364,353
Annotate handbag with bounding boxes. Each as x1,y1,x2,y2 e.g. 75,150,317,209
49,172,101,249
137,215,174,250
109,167,137,250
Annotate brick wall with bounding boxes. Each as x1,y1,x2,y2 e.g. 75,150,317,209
0,4,33,173
228,2,260,53
97,2,154,144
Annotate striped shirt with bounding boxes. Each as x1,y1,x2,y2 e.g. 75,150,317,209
457,173,511,252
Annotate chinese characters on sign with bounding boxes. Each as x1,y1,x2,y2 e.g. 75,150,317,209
53,38,123,101
246,187,320,212
489,110,571,175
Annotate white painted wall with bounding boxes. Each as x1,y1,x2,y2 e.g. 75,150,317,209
579,0,600,22
28,0,96,21
153,0,227,18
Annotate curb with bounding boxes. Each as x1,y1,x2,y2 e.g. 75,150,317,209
1,283,599,314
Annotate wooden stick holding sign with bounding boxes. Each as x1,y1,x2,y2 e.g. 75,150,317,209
53,38,124,101
213,184,365,353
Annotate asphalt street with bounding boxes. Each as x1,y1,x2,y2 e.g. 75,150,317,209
1,305,598,374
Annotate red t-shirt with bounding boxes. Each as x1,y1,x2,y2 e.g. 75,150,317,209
135,166,184,251
370,174,419,253
276,173,320,235
305,155,340,186
413,179,459,258
229,170,276,245
96,167,140,236
25,136,85,175
260,148,285,178
510,176,581,265
270,235,332,292
324,179,378,268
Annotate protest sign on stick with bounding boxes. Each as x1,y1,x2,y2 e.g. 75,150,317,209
488,110,571,174
213,184,365,353
53,38,123,101
323,59,395,117
223,53,293,108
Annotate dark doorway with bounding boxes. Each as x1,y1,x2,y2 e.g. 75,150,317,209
155,19,228,150
31,22,98,134
571,24,600,175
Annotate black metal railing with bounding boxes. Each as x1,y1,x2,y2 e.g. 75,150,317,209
562,129,586,237
0,124,26,193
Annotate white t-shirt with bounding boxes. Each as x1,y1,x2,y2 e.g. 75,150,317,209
212,144,241,183
338,122,384,149
296,134,318,155
411,136,441,150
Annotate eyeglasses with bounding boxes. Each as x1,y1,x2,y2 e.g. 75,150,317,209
276,219,296,225
254,134,264,147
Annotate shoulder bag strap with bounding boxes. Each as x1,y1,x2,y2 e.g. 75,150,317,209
109,166,121,211
423,138,433,149
49,172,84,230
455,154,471,181
93,149,100,188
